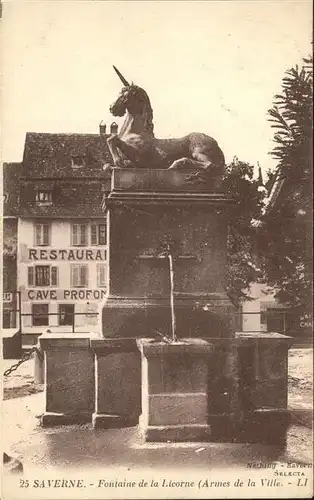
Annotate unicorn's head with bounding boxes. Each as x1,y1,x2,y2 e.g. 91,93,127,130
110,66,154,134
109,84,152,117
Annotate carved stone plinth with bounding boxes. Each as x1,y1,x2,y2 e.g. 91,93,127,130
137,333,293,444
102,169,239,339
137,338,214,442
39,334,95,426
91,337,141,429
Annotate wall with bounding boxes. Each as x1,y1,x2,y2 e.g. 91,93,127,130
2,219,18,328
18,218,108,334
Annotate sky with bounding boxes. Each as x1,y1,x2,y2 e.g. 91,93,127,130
1,0,312,174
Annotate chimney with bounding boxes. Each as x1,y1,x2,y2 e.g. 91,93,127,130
110,122,118,134
99,121,106,135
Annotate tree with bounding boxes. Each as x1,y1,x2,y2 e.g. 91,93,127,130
221,158,265,305
259,56,313,309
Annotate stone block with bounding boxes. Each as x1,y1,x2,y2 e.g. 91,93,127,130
148,393,208,426
143,424,211,442
2,329,22,359
147,352,208,394
112,168,218,193
138,339,215,442
235,332,292,414
91,338,141,428
252,379,288,408
39,334,94,425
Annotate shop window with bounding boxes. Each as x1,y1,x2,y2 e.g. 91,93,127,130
35,191,52,204
97,264,107,288
34,223,50,246
59,304,74,326
28,266,58,286
72,224,87,246
91,223,107,245
32,303,49,326
71,264,88,287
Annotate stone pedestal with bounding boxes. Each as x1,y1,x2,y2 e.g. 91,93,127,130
2,329,22,359
235,332,293,444
137,338,215,442
91,337,141,429
102,169,239,339
137,333,292,443
39,334,95,426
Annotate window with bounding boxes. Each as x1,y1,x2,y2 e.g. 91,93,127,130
97,264,107,288
35,266,50,286
28,266,58,286
91,223,107,245
59,304,74,326
34,223,50,246
72,224,87,246
71,156,85,169
35,191,52,204
32,304,49,326
71,264,88,287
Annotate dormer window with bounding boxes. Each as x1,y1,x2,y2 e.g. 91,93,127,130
35,191,52,205
71,155,85,169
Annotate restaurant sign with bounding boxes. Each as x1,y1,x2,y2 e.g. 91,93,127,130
22,289,107,301
28,248,106,261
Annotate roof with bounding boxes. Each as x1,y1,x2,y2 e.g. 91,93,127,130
22,132,113,178
2,163,22,216
19,179,108,217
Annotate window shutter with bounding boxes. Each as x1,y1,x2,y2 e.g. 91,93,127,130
43,225,49,245
97,265,106,287
91,224,97,245
28,267,34,286
51,267,58,286
99,224,107,245
80,266,88,287
72,265,79,287
44,267,50,285
72,225,78,245
81,225,87,246
35,224,41,245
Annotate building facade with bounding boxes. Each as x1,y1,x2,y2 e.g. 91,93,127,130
2,163,20,328
2,128,113,344
18,217,108,337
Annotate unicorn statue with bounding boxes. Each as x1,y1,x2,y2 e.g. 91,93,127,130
104,66,226,185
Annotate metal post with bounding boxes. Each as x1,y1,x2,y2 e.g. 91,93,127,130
34,345,44,384
168,252,177,343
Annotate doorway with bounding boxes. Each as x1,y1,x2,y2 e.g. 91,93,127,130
59,304,74,326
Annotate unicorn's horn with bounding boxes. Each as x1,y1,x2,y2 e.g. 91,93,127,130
113,66,130,86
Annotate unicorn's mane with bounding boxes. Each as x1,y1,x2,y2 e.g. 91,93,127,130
136,86,154,135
